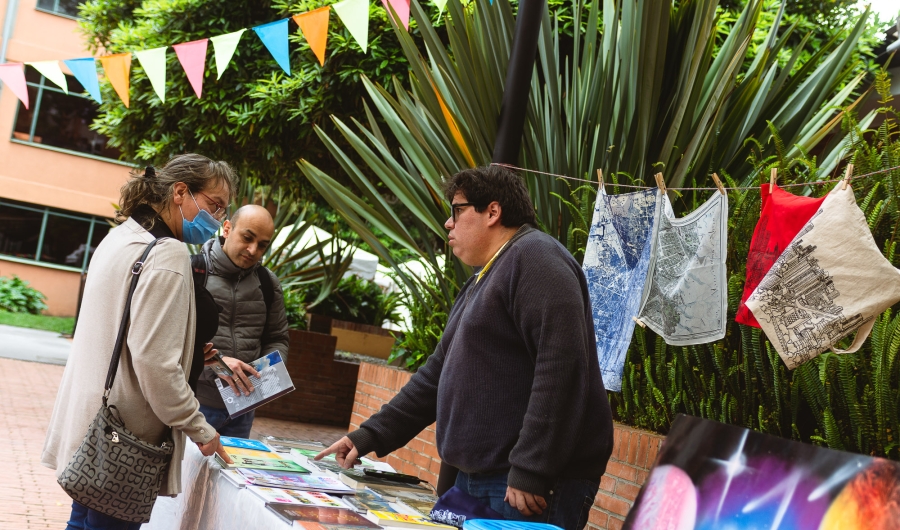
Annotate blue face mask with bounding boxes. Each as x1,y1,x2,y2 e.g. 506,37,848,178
180,191,221,244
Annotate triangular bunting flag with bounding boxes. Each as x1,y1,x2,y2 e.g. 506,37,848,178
27,61,67,93
253,19,291,75
333,0,370,53
0,63,29,109
381,0,410,30
210,29,246,80
134,47,167,102
99,53,131,107
173,39,208,98
292,7,331,67
63,58,102,103
433,0,447,15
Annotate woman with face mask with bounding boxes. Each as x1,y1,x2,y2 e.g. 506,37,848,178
42,154,236,530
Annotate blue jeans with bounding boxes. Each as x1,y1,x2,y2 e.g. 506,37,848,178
454,471,599,530
198,404,255,438
65,501,142,530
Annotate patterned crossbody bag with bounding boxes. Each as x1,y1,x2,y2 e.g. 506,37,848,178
58,239,175,523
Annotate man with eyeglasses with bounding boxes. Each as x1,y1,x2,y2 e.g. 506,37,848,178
318,165,614,530
192,204,289,438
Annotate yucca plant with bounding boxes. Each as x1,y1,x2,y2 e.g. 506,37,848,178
299,0,873,320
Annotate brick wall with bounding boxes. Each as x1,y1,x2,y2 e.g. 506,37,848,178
351,362,664,529
256,329,360,427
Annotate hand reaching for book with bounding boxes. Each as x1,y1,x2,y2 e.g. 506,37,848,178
316,436,362,469
217,356,260,396
197,432,232,464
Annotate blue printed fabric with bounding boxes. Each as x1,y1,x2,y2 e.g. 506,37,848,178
583,188,661,392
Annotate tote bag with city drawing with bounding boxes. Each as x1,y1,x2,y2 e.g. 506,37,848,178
636,191,728,346
745,184,900,369
583,188,662,392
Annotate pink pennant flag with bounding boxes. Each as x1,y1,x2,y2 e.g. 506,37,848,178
173,39,209,98
382,0,410,29
0,63,29,109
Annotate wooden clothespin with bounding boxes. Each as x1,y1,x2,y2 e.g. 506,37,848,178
711,173,726,195
632,316,646,328
769,168,777,190
597,169,604,189
841,163,855,190
654,172,666,194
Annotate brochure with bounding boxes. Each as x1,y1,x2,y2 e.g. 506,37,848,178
248,486,348,508
215,453,309,473
265,504,381,528
215,351,294,418
238,468,355,494
220,436,270,451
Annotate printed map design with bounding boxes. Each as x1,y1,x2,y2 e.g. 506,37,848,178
583,188,660,392
638,192,728,345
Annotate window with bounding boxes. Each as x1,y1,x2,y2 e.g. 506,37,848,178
35,0,82,18
12,69,121,160
0,199,110,271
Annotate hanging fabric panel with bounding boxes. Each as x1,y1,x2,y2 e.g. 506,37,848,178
583,188,662,392
637,191,728,346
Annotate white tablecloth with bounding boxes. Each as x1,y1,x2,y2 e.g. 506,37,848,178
142,443,292,530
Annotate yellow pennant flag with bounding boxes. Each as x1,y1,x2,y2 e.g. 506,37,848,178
99,53,132,107
293,7,331,67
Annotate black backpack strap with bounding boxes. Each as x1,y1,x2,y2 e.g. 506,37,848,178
103,239,160,403
256,266,274,333
190,253,209,289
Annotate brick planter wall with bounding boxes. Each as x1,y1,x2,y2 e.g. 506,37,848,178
256,329,360,427
351,362,664,529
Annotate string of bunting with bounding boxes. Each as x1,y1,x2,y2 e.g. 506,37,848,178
0,0,444,109
491,163,900,192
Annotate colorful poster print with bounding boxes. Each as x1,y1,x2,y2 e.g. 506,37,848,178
624,414,900,530
637,192,728,345
583,188,661,391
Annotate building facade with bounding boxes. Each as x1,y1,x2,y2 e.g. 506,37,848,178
1,0,130,316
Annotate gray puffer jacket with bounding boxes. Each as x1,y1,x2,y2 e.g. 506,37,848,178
195,237,290,408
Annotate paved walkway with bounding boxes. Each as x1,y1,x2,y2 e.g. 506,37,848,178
0,324,72,366
0,356,348,529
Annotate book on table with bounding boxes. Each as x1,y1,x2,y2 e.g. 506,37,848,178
238,468,355,494
366,511,454,529
219,469,250,488
215,447,309,473
215,350,294,418
219,436,270,451
260,435,326,451
247,486,348,508
340,488,397,514
365,487,438,504
265,504,382,528
338,470,431,493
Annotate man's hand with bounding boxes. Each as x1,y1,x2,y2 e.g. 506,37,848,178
197,433,232,464
202,343,219,366
217,356,260,396
505,486,547,516
315,436,362,469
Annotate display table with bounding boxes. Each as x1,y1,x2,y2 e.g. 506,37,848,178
142,443,291,530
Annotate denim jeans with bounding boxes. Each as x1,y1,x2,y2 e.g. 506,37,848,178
454,470,599,530
198,404,255,439
65,501,142,530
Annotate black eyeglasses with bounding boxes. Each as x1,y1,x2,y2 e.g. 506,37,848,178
450,202,480,223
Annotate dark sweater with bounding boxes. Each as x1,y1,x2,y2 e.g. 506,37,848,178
347,227,614,496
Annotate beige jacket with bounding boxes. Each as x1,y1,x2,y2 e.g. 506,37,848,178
41,217,216,496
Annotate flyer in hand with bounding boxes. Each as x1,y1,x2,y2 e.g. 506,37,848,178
215,351,294,418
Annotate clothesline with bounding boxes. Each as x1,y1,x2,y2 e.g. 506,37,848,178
490,163,900,190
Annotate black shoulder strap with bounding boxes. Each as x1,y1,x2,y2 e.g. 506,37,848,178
256,266,274,332
190,253,209,289
103,239,160,403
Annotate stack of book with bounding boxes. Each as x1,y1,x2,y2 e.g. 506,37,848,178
216,436,450,529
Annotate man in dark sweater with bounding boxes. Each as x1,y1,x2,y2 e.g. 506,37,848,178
317,166,614,529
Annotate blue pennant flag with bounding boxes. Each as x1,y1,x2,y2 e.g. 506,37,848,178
252,19,291,76
64,58,102,104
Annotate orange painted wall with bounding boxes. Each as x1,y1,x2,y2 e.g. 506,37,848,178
0,258,81,316
0,1,129,316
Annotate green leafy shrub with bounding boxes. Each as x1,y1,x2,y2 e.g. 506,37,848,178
0,276,48,315
389,273,455,371
304,275,400,327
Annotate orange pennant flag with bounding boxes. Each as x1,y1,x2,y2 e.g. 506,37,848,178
99,53,132,107
293,7,331,67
